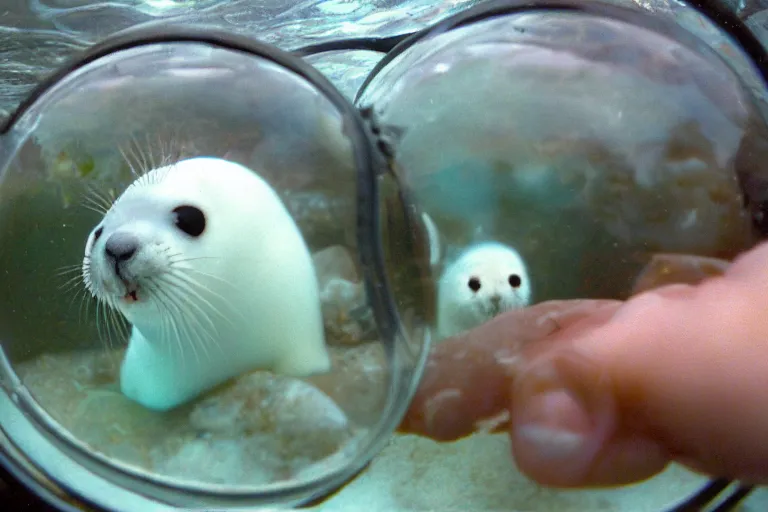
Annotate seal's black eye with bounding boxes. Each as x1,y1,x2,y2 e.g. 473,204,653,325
173,205,206,237
468,277,481,292
93,226,103,242
509,274,522,288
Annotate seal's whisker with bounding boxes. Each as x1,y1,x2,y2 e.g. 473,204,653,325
107,305,129,348
63,284,87,313
149,284,180,359
173,293,216,364
176,305,202,367
84,185,115,213
102,299,120,353
160,272,240,329
79,280,95,325
56,264,84,276
143,132,157,171
122,135,157,190
155,157,176,186
106,296,130,345
171,265,238,293
148,133,179,186
167,254,219,264
171,299,196,371
75,288,94,328
94,300,104,346
131,134,150,174
158,280,223,360
81,196,109,215
167,263,241,297
58,273,86,292
82,266,95,298
95,300,113,352
149,280,200,368
118,145,142,180
157,133,172,168
84,184,110,205
63,278,89,319
82,204,104,216
86,189,112,210
154,275,227,338
191,317,216,362
164,306,187,371
153,276,225,362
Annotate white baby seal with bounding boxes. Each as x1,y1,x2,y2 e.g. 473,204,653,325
436,241,532,340
82,156,331,411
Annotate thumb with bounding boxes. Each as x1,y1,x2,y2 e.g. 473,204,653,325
510,241,768,487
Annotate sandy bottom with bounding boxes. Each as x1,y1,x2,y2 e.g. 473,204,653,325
311,433,768,511
15,345,387,487
14,346,768,511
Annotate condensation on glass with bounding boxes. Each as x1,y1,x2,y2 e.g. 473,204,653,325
0,39,428,509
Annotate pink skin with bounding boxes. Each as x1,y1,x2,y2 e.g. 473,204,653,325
401,241,768,488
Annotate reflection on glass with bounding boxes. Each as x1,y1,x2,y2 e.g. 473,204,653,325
0,40,413,499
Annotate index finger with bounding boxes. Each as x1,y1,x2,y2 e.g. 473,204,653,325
399,299,622,440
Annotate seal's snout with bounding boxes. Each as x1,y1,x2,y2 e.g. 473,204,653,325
105,232,139,264
103,232,142,302
489,293,503,315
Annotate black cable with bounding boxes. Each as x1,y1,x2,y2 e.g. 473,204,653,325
292,33,416,57
667,478,732,512
710,484,755,512
665,478,756,512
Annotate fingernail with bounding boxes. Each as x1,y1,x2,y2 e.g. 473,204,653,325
511,351,616,478
514,389,591,460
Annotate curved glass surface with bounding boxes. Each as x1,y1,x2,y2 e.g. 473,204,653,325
0,36,426,509
354,3,768,510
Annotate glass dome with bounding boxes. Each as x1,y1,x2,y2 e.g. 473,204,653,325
0,26,429,509
351,1,768,509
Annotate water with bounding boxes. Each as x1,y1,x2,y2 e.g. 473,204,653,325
0,0,483,121
3,0,768,510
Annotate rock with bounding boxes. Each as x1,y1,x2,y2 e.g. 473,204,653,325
309,344,389,427
314,245,359,284
630,253,731,295
313,245,376,346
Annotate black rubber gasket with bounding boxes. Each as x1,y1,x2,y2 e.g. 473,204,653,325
293,33,414,56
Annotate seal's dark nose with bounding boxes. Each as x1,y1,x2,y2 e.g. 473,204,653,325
105,232,139,263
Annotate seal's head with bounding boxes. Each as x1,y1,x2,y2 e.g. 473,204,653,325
84,164,210,320
436,241,532,339
81,156,331,411
82,156,288,326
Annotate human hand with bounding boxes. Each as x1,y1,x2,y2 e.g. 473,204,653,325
400,241,768,488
